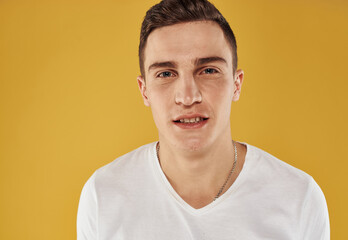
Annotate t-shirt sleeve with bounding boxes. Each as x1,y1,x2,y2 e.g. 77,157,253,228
300,177,330,240
77,173,98,240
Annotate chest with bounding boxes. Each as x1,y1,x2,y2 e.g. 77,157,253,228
97,195,300,240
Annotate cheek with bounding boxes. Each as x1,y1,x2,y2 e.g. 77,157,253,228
201,81,234,117
147,87,173,120
201,80,233,101
148,87,172,107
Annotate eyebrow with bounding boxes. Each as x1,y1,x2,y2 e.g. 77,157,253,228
195,56,227,66
148,61,177,72
147,56,227,72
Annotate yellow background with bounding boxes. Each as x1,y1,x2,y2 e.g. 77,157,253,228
1,0,347,239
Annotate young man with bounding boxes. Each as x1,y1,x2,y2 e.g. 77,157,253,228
77,0,330,239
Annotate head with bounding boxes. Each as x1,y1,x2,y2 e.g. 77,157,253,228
137,0,244,152
139,0,238,78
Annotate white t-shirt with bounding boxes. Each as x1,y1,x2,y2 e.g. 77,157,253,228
77,142,330,240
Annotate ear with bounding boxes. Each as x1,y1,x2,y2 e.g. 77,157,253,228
137,76,150,106
232,69,244,102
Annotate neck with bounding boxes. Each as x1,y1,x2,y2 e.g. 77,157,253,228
157,135,239,208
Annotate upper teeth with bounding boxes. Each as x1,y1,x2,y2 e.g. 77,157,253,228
179,117,203,123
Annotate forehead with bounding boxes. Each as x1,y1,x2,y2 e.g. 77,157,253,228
144,21,232,69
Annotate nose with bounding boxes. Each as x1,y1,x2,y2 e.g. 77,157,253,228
174,74,202,106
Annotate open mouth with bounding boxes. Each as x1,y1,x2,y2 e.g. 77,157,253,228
173,117,209,124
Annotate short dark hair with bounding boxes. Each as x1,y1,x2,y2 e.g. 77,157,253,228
139,0,238,77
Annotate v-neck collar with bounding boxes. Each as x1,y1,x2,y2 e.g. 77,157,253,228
150,141,252,216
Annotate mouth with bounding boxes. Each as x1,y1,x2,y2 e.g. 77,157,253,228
173,116,209,129
173,117,208,124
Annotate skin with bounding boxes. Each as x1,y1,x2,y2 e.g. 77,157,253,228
137,21,246,209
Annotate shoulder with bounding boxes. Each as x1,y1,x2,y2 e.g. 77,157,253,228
84,142,156,191
242,143,325,205
98,142,154,172
241,143,330,238
244,143,312,184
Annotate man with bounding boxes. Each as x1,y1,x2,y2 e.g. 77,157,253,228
77,0,330,239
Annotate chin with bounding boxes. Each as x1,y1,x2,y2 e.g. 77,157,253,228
177,137,209,152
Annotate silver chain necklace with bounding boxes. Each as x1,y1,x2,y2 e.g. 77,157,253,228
155,140,238,201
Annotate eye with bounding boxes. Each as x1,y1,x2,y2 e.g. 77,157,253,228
157,71,174,78
203,68,218,74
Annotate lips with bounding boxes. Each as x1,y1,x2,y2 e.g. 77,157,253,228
173,114,209,129
174,117,206,123
173,114,208,122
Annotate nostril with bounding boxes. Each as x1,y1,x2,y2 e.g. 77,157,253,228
175,93,202,106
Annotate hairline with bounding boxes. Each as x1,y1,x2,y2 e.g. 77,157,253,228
141,20,236,79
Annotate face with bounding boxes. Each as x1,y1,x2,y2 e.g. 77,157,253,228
138,21,244,152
